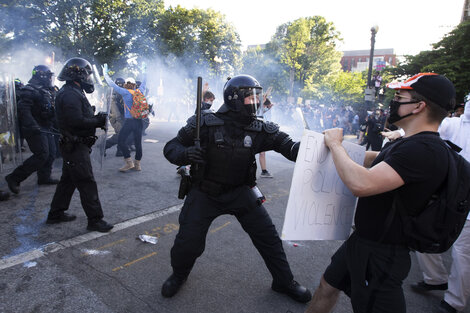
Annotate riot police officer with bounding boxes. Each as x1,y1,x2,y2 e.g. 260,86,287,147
162,75,311,303
46,57,113,233
5,65,58,194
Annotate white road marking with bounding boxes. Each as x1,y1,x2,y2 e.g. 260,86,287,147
0,204,182,271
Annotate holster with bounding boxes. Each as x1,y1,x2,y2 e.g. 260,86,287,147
178,175,191,199
59,135,76,153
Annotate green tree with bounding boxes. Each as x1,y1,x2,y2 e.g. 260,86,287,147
388,21,470,102
0,0,164,68
155,6,241,77
269,16,342,98
317,71,366,108
240,45,289,100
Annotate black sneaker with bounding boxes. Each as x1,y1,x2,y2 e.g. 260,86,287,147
87,220,113,232
5,174,20,194
411,281,448,293
46,213,77,224
438,300,457,313
161,274,187,298
272,280,312,303
260,170,273,178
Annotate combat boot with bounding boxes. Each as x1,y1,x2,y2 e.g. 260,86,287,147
133,160,141,171
161,274,187,297
0,190,10,201
272,280,312,303
119,158,134,172
5,174,20,194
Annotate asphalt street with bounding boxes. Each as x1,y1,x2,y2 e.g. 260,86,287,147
0,119,467,313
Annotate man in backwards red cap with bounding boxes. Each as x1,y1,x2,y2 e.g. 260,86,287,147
305,73,456,313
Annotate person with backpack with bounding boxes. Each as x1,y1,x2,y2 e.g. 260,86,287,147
103,64,148,172
410,97,470,313
305,73,459,313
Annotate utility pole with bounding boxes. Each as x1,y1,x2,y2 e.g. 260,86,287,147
462,0,470,22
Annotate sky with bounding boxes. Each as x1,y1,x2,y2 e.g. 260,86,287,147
164,0,464,56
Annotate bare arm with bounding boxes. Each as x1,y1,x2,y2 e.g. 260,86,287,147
363,151,379,168
324,128,404,197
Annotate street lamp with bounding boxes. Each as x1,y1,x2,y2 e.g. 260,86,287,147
367,25,379,88
364,25,379,109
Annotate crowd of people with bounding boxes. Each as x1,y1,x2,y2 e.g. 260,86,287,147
1,60,469,313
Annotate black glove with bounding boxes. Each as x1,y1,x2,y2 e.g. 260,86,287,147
184,146,205,164
95,112,108,129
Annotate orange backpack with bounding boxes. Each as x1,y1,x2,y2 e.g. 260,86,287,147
127,89,149,119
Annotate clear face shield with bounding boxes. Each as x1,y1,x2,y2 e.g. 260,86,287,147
241,87,263,117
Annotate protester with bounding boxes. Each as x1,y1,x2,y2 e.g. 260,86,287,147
305,73,456,313
365,109,384,151
162,75,311,303
453,102,465,117
258,98,274,178
103,64,147,172
46,57,113,233
5,65,58,194
410,97,470,313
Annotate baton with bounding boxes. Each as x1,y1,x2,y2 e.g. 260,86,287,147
194,77,202,170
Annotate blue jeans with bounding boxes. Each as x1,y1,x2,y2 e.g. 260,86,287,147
117,118,143,160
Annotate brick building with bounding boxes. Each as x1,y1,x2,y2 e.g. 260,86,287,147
340,48,397,72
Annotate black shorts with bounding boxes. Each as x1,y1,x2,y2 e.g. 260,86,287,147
323,233,411,313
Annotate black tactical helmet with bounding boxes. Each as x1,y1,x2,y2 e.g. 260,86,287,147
223,75,262,119
32,65,54,88
58,57,95,93
115,77,125,87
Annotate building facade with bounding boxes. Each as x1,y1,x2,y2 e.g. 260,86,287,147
340,48,396,72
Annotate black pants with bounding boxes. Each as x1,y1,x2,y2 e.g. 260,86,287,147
323,233,411,313
48,143,104,222
9,131,55,183
118,118,143,160
170,186,294,285
366,134,383,152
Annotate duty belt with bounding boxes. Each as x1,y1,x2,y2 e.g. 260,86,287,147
60,135,97,147
199,179,241,197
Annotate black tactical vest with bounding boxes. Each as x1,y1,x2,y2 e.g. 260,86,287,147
203,125,258,187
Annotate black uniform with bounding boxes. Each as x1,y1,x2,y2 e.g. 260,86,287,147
48,82,105,222
7,77,57,185
164,110,300,286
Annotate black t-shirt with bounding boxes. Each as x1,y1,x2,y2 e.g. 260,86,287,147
354,131,448,245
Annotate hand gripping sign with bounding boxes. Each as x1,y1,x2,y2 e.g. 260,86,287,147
281,130,365,241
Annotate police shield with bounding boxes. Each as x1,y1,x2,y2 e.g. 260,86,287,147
0,74,22,173
88,85,112,169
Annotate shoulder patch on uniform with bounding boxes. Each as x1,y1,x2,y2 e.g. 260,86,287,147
203,112,224,126
186,115,197,129
263,121,280,133
244,119,263,132
21,85,39,96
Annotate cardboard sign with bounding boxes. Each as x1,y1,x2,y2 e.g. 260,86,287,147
281,130,365,240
